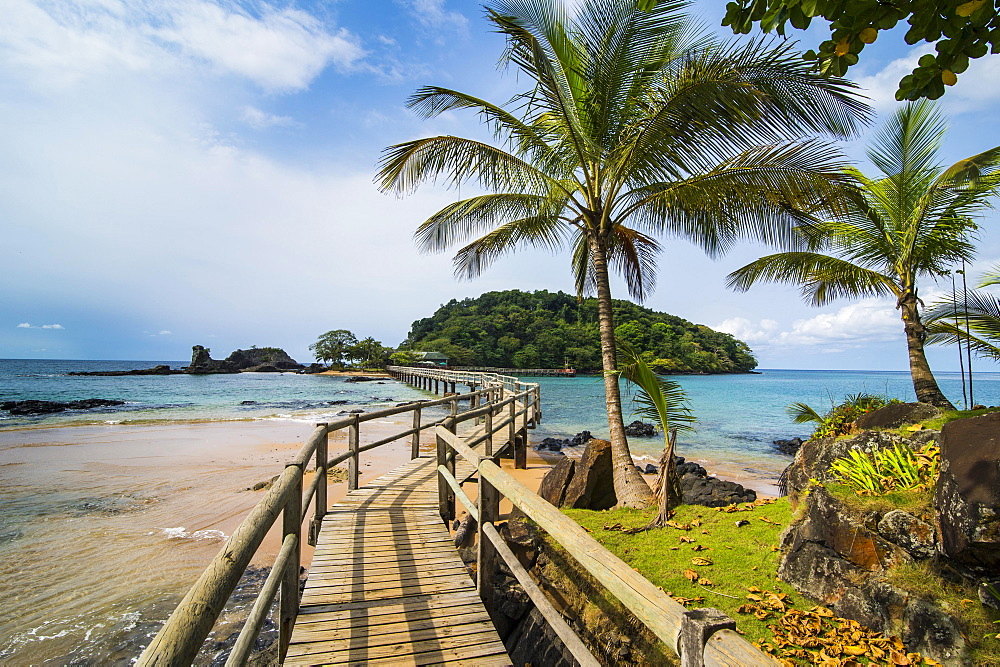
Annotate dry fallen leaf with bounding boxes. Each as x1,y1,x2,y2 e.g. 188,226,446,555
692,544,708,551
697,578,714,586
683,568,700,582
679,536,696,543
691,557,713,566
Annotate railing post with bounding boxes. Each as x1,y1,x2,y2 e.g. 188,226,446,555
477,468,500,612
411,406,422,459
437,417,457,524
279,462,302,661
348,416,360,491
310,423,328,546
680,608,737,667
484,407,494,457
508,398,516,451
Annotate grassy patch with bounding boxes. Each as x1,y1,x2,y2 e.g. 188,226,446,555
824,482,934,518
563,499,802,644
912,406,1000,432
888,562,1000,665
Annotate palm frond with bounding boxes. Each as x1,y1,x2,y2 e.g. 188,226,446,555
450,213,569,279
786,402,823,424
727,252,896,306
617,342,695,433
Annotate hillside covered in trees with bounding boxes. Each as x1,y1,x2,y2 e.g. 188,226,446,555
401,290,757,374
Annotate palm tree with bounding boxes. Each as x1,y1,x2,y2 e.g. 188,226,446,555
925,265,1000,362
377,0,868,507
728,101,1000,410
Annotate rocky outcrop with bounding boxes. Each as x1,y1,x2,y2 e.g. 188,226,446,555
536,449,755,509
935,411,1000,573
674,457,757,507
0,399,125,415
535,430,592,453
779,485,966,664
68,364,182,376
773,437,804,456
185,345,304,374
623,421,655,437
854,402,942,431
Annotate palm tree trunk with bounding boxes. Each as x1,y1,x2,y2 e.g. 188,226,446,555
590,237,655,508
900,293,955,410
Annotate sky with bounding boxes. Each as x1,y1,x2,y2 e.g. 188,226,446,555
3,0,1000,372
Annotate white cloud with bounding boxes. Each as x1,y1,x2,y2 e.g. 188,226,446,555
0,0,364,93
159,330,172,335
716,299,900,351
17,322,64,329
401,0,468,33
714,317,779,345
856,46,1000,114
154,2,365,91
240,106,296,129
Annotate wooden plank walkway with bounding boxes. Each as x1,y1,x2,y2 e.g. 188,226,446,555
285,452,512,666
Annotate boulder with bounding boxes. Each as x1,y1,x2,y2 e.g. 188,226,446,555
679,475,756,507
877,510,936,560
772,437,804,456
854,402,942,431
562,439,617,510
623,421,655,437
537,458,575,507
935,411,1000,573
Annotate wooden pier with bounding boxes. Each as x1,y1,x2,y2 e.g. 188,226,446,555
137,367,773,667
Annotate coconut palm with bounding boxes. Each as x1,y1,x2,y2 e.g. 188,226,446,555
728,101,1000,409
925,265,1000,362
377,0,868,507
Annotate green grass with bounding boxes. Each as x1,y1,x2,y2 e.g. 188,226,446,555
908,406,1000,432
824,482,934,518
563,499,803,645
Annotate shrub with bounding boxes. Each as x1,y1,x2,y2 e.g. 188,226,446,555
788,392,901,439
829,443,939,496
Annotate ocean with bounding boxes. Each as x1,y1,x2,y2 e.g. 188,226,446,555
2,358,999,662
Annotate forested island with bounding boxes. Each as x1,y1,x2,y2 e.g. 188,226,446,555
400,290,756,374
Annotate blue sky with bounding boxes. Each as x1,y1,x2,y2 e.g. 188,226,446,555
2,0,999,372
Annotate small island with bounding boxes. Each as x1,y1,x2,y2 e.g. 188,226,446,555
68,345,326,376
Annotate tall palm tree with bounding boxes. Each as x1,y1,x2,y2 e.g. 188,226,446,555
728,101,1000,409
925,265,1000,362
377,0,868,507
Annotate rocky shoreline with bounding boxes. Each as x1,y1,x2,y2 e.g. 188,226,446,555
68,345,327,377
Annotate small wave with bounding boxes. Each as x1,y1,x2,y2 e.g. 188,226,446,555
159,527,227,541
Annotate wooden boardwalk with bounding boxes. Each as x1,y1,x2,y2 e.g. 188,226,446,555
284,453,512,666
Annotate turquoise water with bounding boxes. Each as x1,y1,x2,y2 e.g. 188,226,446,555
4,359,999,483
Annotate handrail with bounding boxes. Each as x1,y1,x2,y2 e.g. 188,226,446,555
434,392,776,665
137,367,532,665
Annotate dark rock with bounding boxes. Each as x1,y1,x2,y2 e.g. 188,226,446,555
537,458,575,507
562,439,617,510
241,364,282,373
877,510,936,560
302,363,327,373
68,364,181,376
343,376,383,383
679,475,756,507
623,420,656,437
240,400,257,405
979,581,1000,610
336,409,365,415
773,437,804,455
327,400,349,405
536,437,564,452
643,463,657,474
1,399,126,415
504,607,576,667
935,411,1000,573
854,402,942,430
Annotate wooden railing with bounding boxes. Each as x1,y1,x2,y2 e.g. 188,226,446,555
435,406,777,666
136,368,536,666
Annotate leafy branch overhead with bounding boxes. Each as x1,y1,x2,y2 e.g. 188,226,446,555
719,0,1000,100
